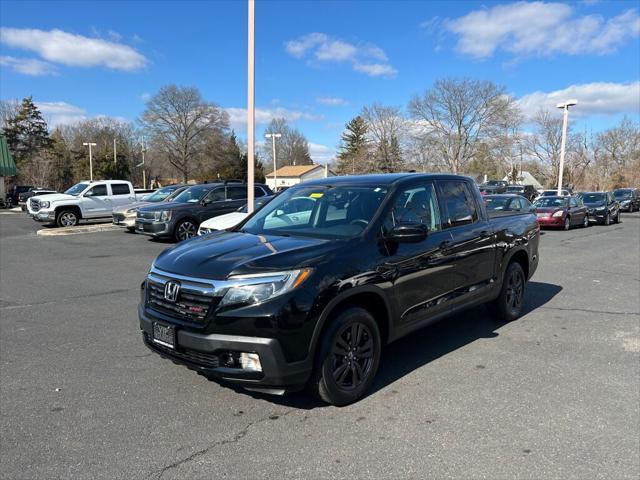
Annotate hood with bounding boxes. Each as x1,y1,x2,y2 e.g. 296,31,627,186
199,212,247,230
583,201,605,208
154,230,341,279
32,193,76,203
113,201,152,214
535,207,564,213
139,201,190,213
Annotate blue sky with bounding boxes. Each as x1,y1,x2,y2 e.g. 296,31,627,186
1,0,639,163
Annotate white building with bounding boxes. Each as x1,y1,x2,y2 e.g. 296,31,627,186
501,171,544,190
265,164,335,191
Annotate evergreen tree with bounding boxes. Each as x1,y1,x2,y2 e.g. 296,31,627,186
336,116,368,174
389,134,403,172
49,129,75,190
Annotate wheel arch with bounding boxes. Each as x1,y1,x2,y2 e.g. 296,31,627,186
55,204,82,219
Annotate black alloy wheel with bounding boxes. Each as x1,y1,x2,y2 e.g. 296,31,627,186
308,307,381,406
489,261,526,322
175,219,197,241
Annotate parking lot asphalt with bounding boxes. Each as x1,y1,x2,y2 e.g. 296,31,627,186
1,212,639,480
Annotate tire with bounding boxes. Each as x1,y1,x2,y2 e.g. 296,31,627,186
174,219,198,242
614,211,620,223
604,213,610,226
56,209,79,228
563,217,571,231
488,261,526,323
307,307,381,406
582,215,589,228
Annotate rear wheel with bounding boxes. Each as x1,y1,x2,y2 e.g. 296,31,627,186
308,307,381,406
489,261,526,322
56,209,79,227
174,219,198,242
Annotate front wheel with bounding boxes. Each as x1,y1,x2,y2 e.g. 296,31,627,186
174,219,198,242
604,213,610,226
308,307,381,406
582,215,589,228
56,209,79,227
563,217,571,230
614,211,620,223
489,261,526,322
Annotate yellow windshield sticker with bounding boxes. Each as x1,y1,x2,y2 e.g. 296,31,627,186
310,192,324,198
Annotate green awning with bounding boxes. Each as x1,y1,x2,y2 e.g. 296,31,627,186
0,134,17,177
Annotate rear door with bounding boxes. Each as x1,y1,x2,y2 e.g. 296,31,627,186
226,186,249,211
435,179,496,309
109,183,136,209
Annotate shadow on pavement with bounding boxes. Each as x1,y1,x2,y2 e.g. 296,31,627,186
210,281,562,409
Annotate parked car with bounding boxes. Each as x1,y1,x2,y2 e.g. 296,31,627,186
478,180,508,195
484,194,533,213
536,189,571,200
113,184,187,231
613,188,639,212
5,185,33,208
28,180,146,227
197,195,275,235
138,173,540,405
505,184,537,201
18,188,57,211
136,182,273,241
532,196,589,230
581,191,620,225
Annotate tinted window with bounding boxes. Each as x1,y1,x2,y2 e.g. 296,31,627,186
111,183,131,195
173,185,213,203
438,181,478,227
203,188,225,202
385,183,441,232
569,198,578,207
254,186,266,197
87,185,107,196
227,186,247,200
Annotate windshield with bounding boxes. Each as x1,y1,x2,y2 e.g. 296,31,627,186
145,186,181,202
485,181,504,186
171,185,212,203
241,185,388,239
614,190,631,199
237,196,274,213
582,193,605,203
484,197,510,210
64,183,89,196
506,186,523,192
534,197,567,208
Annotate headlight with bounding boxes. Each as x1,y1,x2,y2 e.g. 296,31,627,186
596,206,606,211
126,207,138,214
40,201,50,208
154,210,172,221
219,269,312,307
552,210,564,217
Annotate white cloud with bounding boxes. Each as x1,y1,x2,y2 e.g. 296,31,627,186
308,142,336,164
0,56,58,75
316,96,349,106
35,101,87,127
0,27,148,71
518,81,640,118
445,3,640,59
226,107,322,129
285,32,397,78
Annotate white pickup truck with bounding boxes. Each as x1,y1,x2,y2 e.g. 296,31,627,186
28,180,149,227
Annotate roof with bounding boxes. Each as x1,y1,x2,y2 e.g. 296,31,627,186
0,134,17,177
266,164,324,178
301,172,473,187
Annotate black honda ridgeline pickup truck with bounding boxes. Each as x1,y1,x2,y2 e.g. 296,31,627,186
139,174,540,405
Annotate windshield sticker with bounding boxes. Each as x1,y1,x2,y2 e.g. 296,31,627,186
310,192,324,199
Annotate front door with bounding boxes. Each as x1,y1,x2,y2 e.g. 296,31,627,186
378,182,455,327
81,184,110,217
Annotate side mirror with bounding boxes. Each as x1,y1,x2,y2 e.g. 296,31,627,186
84,190,94,197
386,223,428,243
201,198,212,206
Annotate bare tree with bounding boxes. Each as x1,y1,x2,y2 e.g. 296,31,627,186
262,118,312,170
141,85,229,182
408,78,519,174
0,99,20,132
526,109,565,186
361,103,405,172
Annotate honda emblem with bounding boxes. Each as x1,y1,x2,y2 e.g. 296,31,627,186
164,281,180,302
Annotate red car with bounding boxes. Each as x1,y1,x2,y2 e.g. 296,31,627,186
533,196,589,230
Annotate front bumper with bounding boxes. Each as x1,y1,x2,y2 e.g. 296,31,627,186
135,218,171,237
587,209,608,221
32,210,56,223
113,213,136,228
536,215,564,227
139,306,311,388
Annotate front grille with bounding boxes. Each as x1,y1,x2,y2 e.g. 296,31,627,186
146,278,220,325
144,333,220,368
31,199,41,212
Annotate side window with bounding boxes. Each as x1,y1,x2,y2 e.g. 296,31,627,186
569,198,578,207
87,184,107,197
111,183,131,195
227,186,247,200
254,186,265,197
384,183,441,232
437,181,478,228
204,188,225,203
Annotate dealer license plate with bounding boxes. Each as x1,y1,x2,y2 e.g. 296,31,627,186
152,322,175,349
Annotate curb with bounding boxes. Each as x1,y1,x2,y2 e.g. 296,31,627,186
37,224,120,236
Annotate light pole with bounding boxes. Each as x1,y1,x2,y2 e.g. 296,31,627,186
135,136,146,188
246,0,255,213
265,133,281,191
82,142,96,181
556,99,577,195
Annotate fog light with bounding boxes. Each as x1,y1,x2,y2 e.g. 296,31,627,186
239,353,262,372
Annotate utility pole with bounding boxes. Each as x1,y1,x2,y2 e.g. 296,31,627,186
265,133,281,191
556,99,577,195
113,137,117,165
82,142,96,181
247,0,255,213
136,136,146,188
